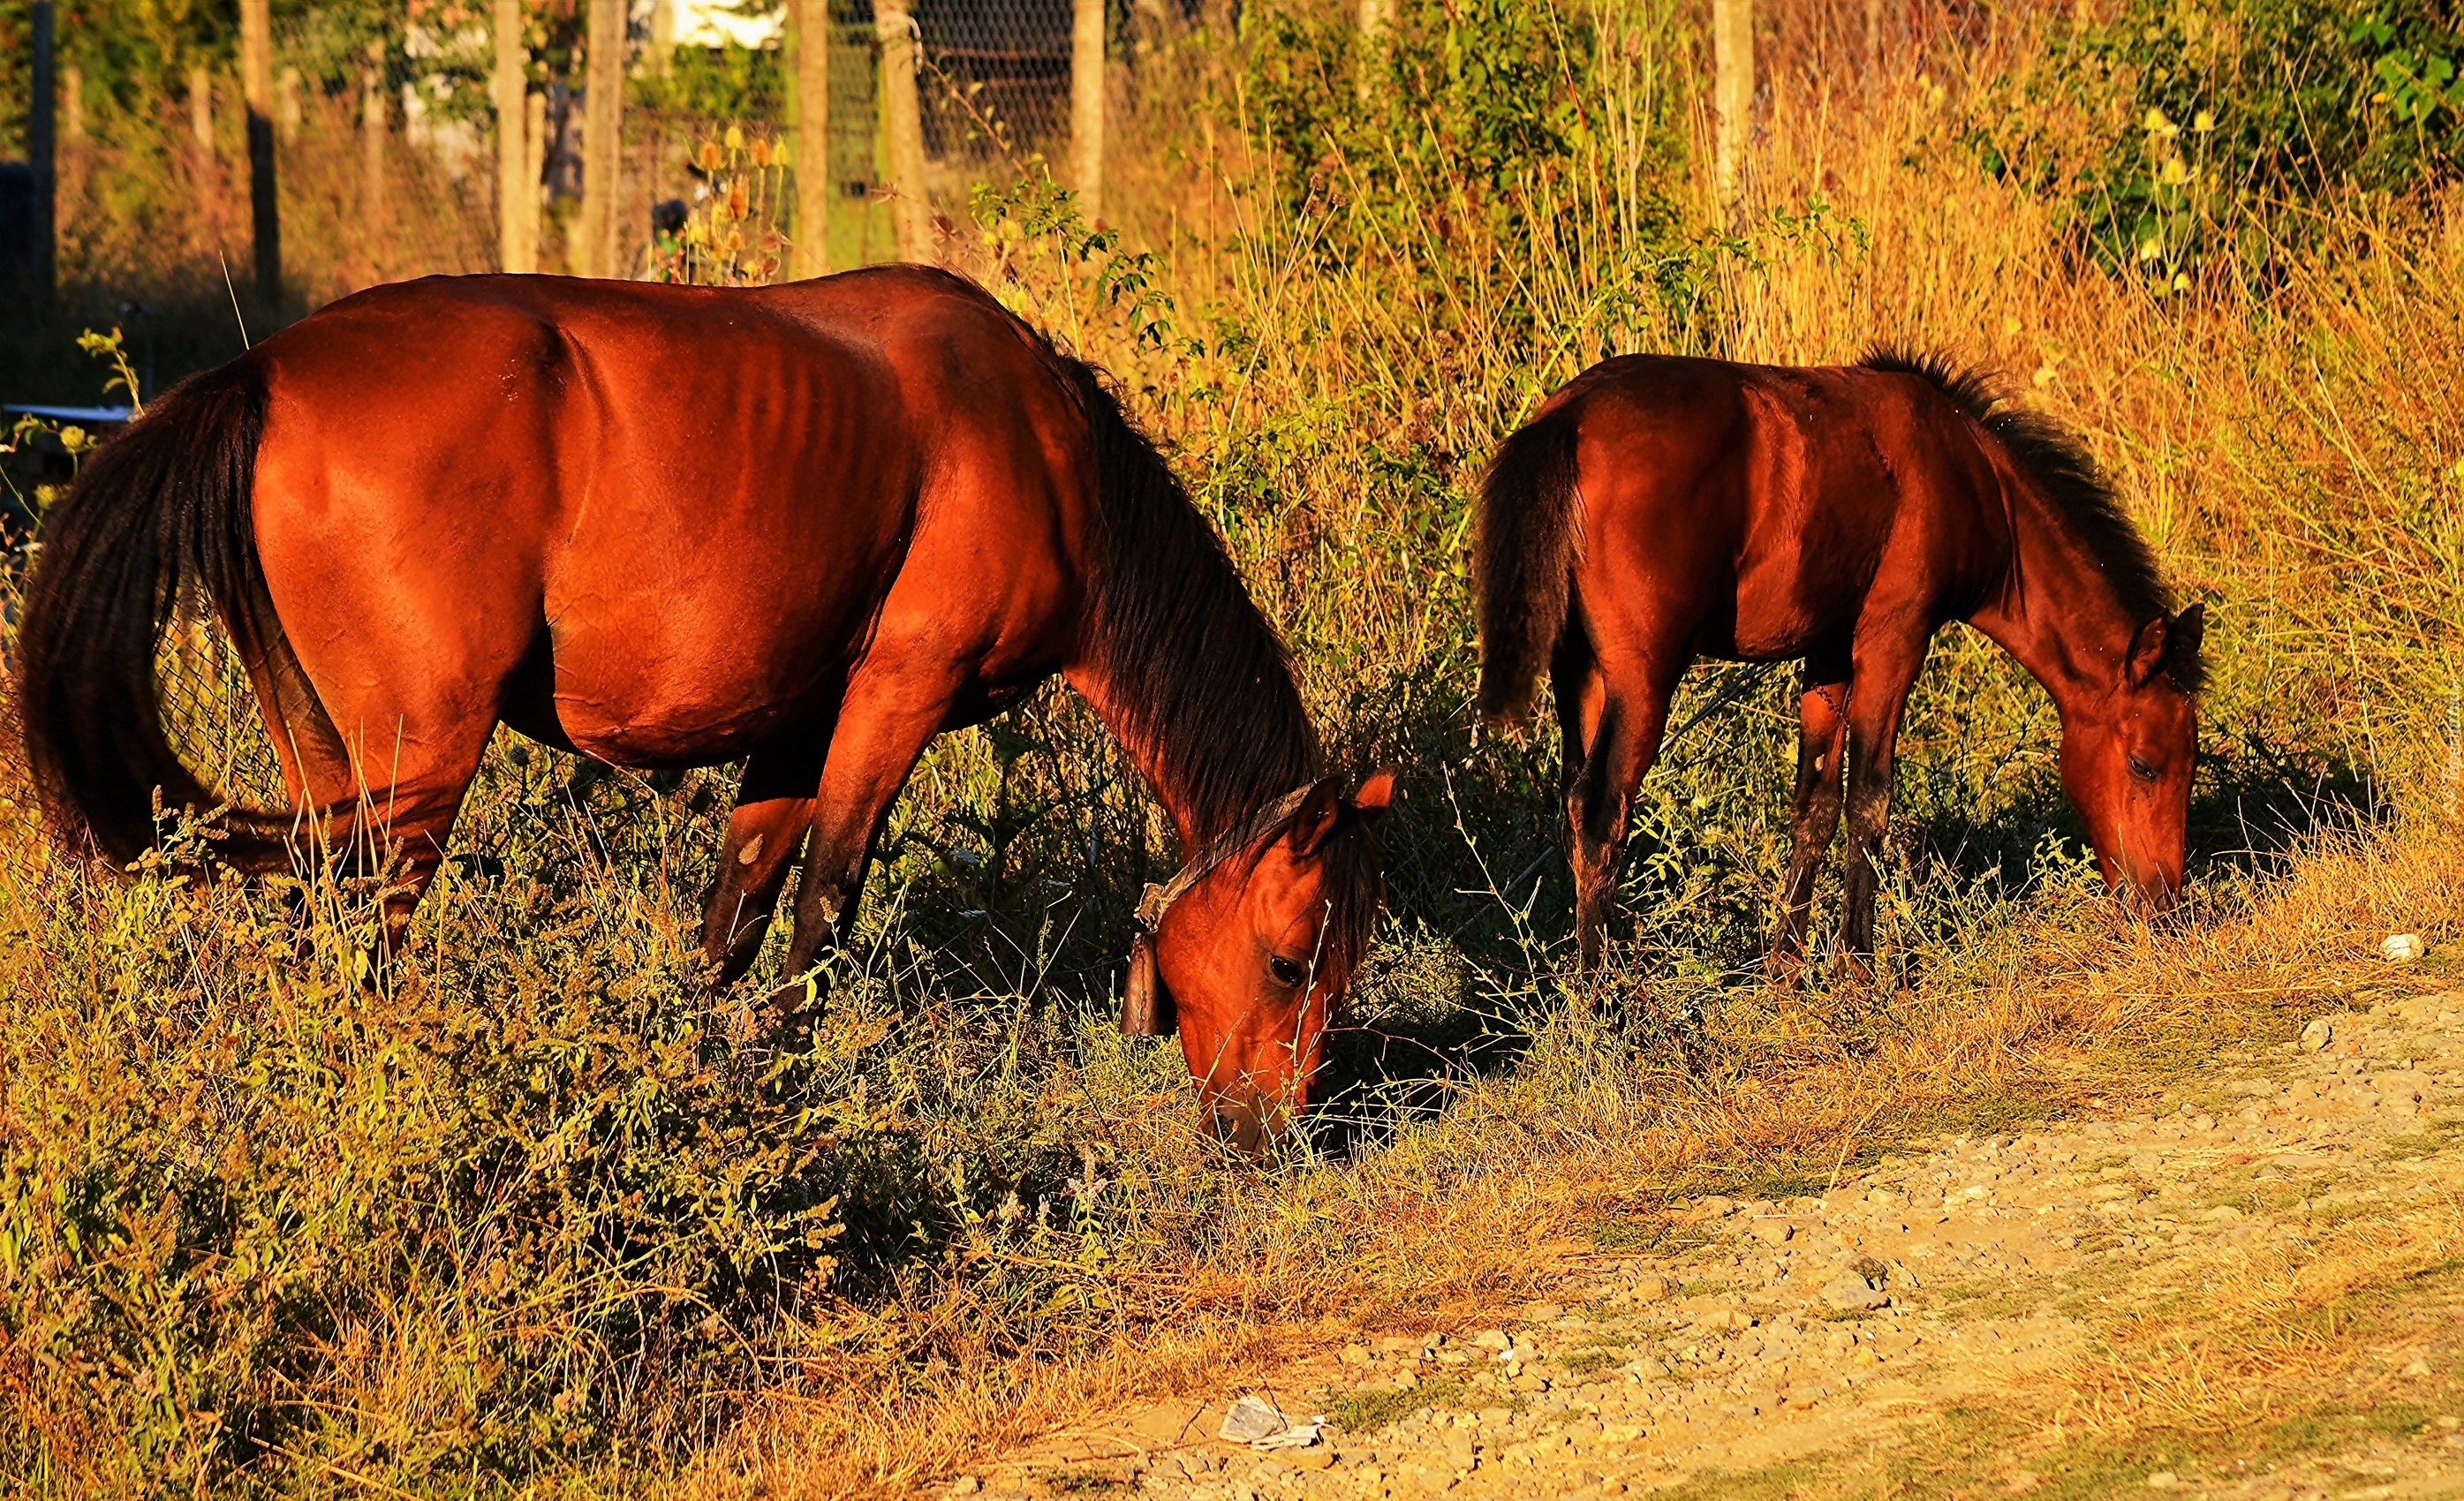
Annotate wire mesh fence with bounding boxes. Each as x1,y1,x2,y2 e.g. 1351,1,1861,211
32,0,1126,312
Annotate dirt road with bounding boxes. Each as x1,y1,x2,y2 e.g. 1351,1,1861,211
969,986,2464,1500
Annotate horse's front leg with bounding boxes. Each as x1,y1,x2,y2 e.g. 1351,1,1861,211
699,747,824,985
774,660,965,1000
1835,630,1929,980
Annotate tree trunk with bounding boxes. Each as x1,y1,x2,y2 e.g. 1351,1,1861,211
1712,0,1752,205
496,0,533,273
793,0,830,277
875,0,930,260
1070,0,1103,223
581,0,625,278
241,0,280,302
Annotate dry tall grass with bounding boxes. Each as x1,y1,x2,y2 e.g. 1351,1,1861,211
4,0,2463,1494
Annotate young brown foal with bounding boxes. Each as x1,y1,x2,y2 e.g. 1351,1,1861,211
1475,351,2204,974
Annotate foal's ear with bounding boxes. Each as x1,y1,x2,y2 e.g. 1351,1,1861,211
2126,615,2172,687
1350,769,1397,827
1284,777,1345,856
2169,602,2206,664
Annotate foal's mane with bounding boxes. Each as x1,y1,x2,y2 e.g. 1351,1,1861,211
1035,335,1383,970
1859,347,2204,692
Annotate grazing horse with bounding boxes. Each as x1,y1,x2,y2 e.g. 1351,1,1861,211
15,266,1391,1149
1474,351,2204,974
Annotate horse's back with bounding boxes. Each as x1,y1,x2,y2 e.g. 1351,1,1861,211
1556,355,2007,660
243,270,1086,765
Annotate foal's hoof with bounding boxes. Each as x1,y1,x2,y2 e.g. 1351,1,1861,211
756,969,828,1042
1762,947,1809,989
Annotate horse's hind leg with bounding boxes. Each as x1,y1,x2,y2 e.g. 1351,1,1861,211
700,749,823,984
1768,652,1851,980
1564,649,1684,972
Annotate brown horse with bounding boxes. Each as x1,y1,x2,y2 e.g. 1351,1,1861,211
1474,351,2204,973
15,265,1391,1149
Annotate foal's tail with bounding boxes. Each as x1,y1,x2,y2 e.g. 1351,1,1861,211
14,358,316,870
1472,408,1583,727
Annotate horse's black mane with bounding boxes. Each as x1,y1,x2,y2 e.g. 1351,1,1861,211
1039,340,1382,969
1860,347,2204,692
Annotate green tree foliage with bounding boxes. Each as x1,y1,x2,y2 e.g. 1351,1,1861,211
1976,0,2464,283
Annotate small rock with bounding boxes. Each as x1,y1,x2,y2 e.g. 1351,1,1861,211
1471,1330,1513,1351
1750,1219,1795,1245
1822,1267,1889,1312
2383,932,2427,962
1341,1343,1373,1366
2404,1357,2434,1377
2145,1472,2177,1490
2301,1016,2337,1052
944,1480,981,1498
1631,1274,1671,1301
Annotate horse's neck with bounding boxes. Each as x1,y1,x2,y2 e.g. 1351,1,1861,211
1063,630,1321,863
1965,487,2141,720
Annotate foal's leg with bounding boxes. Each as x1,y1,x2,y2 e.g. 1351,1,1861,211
1835,629,1931,977
1565,653,1686,972
699,749,823,984
1768,654,1851,980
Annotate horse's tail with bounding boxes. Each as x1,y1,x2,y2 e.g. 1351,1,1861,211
1473,406,1584,727
15,358,315,871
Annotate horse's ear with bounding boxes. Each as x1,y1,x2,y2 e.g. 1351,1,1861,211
1350,769,1397,828
2125,615,2171,687
2168,602,2206,666
1284,777,1344,856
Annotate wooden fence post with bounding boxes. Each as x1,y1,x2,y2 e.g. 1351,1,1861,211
1070,0,1103,223
361,44,387,283
581,0,624,277
188,64,222,252
875,0,930,260
1712,0,1752,205
241,0,279,302
525,91,547,268
1355,0,1389,98
60,61,81,240
793,0,830,277
495,0,533,273
27,0,52,296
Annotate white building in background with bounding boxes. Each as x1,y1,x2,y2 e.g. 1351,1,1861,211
656,0,783,51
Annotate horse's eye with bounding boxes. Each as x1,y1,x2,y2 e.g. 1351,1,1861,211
1268,955,1308,988
2128,754,2157,782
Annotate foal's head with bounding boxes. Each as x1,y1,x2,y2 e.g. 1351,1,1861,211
2060,603,2205,911
1150,773,1393,1153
